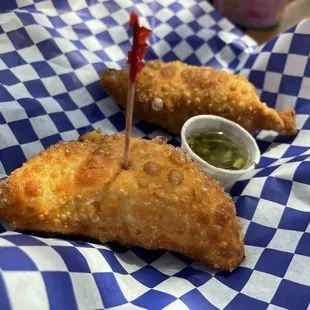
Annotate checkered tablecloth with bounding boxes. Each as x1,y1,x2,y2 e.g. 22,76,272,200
0,0,309,309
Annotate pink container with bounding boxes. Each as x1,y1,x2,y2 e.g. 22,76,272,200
213,0,287,29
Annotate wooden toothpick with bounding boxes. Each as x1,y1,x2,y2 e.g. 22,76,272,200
122,75,135,169
122,11,152,169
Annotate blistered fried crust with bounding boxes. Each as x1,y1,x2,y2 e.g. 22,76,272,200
101,60,296,136
0,131,244,271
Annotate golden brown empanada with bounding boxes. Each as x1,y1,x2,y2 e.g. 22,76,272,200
101,60,296,136
0,130,244,271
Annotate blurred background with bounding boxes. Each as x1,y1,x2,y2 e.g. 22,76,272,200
209,0,310,44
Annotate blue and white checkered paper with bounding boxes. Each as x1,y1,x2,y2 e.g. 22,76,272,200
0,0,309,309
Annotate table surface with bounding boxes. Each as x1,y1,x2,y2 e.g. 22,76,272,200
245,0,310,45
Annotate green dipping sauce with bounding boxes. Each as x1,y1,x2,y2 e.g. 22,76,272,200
187,130,249,170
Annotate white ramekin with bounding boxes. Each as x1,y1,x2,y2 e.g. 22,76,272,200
181,115,261,190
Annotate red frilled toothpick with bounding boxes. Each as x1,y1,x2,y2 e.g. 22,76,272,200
122,11,152,169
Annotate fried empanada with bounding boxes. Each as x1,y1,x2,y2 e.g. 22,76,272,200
101,60,296,136
0,130,244,271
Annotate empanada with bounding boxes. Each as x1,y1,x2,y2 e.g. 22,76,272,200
0,130,244,271
101,60,296,136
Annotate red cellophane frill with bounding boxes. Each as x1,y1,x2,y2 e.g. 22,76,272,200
127,11,152,82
